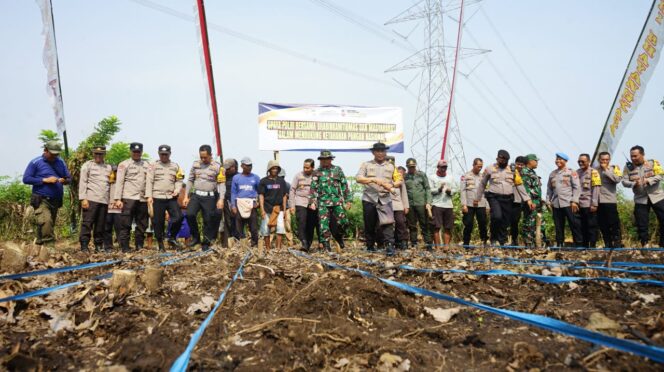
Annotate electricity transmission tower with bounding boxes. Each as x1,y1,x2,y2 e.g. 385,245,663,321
386,0,486,175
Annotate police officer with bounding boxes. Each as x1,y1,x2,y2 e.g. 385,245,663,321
577,153,601,247
404,158,432,247
290,158,318,251
476,150,530,246
547,152,582,247
356,143,398,255
22,141,71,246
182,145,225,251
309,150,351,251
596,151,623,248
113,142,150,251
79,146,112,252
146,145,185,251
622,145,664,247
460,158,488,246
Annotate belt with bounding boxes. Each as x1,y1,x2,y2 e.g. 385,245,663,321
194,190,216,197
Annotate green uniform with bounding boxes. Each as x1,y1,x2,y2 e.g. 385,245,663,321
404,170,432,245
309,165,351,244
521,167,544,247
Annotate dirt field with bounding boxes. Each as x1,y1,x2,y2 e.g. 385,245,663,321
1,241,663,371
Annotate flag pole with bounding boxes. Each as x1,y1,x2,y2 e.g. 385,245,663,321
48,0,69,159
195,0,223,163
440,0,464,160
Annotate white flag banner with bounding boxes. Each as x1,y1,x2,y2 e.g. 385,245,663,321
36,0,66,135
595,0,664,158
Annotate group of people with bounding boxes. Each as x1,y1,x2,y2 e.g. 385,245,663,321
22,140,664,254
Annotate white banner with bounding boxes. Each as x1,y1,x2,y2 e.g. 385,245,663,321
258,103,404,152
595,0,664,159
36,0,66,135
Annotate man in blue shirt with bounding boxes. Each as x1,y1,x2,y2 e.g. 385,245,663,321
22,141,72,245
231,157,261,247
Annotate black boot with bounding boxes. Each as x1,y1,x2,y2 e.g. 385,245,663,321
301,240,309,252
366,244,376,252
386,242,396,257
94,244,103,253
201,239,210,251
80,241,90,252
322,241,331,252
399,241,408,250
135,244,144,250
121,241,131,253
157,241,166,252
168,238,182,250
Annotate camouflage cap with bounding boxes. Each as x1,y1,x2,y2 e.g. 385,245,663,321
318,150,335,160
406,158,417,167
45,141,63,155
526,154,539,162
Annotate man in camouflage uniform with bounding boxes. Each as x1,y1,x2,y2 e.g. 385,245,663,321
622,145,664,247
182,145,225,251
309,150,351,251
404,158,432,247
577,153,601,247
146,145,185,251
79,146,112,252
521,154,543,247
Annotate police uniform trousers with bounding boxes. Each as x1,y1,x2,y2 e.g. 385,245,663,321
552,206,582,246
634,199,664,247
152,198,183,242
363,200,395,248
462,206,488,246
186,193,222,244
510,202,523,245
485,192,512,245
296,206,318,249
406,205,431,245
578,207,599,247
80,201,108,247
393,210,409,246
119,199,149,248
597,203,622,248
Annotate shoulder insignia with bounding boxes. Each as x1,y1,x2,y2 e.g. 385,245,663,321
613,165,623,177
216,168,226,183
175,167,184,180
591,169,601,186
653,160,664,176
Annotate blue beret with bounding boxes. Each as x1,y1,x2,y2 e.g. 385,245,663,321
555,152,569,161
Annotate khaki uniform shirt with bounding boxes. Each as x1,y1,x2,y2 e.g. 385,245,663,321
597,165,622,204
289,171,313,208
577,168,601,208
460,171,487,208
186,160,225,198
547,167,580,208
622,159,664,205
476,163,529,201
79,160,112,205
114,159,149,201
391,183,409,211
146,160,184,199
357,160,397,204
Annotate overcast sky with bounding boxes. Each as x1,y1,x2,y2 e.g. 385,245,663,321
1,0,662,181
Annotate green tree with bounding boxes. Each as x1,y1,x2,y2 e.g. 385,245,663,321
64,115,122,229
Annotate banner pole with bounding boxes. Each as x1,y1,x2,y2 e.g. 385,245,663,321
440,0,464,161
195,0,223,163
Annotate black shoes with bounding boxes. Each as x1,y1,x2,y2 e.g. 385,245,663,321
168,239,182,250
157,241,166,252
